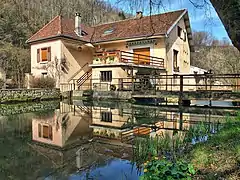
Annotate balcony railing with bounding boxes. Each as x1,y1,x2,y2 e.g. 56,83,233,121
93,50,165,68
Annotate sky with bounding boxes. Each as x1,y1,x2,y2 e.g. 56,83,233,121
106,0,230,41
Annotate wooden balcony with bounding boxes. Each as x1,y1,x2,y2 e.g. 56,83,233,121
92,50,165,69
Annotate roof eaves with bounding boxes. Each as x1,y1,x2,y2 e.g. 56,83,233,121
26,34,89,44
93,33,165,44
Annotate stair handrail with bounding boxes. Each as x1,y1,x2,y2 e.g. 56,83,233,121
67,62,89,83
77,69,92,84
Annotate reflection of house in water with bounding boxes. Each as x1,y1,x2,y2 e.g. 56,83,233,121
90,106,135,143
152,111,191,138
90,105,193,143
32,102,92,148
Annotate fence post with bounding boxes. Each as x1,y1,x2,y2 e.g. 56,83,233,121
131,67,134,93
179,75,183,106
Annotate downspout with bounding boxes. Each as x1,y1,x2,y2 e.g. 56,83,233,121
164,34,169,91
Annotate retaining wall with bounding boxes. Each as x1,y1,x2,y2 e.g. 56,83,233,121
0,88,60,103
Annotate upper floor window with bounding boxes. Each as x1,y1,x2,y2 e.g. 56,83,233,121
100,71,112,82
177,26,186,42
177,26,182,37
38,124,53,140
173,49,179,72
37,47,51,63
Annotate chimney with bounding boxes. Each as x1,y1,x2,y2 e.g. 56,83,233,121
136,11,143,19
75,13,82,36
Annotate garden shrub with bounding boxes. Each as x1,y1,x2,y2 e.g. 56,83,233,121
141,157,195,180
0,78,4,89
30,76,56,88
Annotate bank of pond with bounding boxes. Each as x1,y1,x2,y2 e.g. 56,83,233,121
0,100,239,179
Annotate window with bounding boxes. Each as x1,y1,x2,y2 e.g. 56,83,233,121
177,26,182,37
173,49,179,72
101,112,112,122
103,28,114,35
100,71,112,82
183,32,187,41
37,47,51,63
38,124,53,140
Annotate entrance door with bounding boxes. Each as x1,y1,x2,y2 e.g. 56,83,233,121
133,48,150,65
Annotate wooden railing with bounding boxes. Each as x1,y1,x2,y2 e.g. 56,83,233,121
77,69,92,88
94,50,165,68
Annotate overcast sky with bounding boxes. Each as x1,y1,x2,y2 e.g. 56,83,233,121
106,0,230,41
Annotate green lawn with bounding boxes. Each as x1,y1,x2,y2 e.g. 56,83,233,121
185,116,240,179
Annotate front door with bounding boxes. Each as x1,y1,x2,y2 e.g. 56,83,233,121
133,48,150,65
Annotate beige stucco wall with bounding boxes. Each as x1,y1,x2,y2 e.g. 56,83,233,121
32,113,63,147
166,17,191,75
92,66,129,90
61,40,93,84
30,39,93,90
31,40,62,78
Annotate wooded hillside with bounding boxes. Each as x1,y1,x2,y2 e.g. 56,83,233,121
191,31,240,74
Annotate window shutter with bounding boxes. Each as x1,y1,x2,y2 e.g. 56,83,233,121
37,49,40,63
47,47,51,61
49,125,53,140
38,124,42,137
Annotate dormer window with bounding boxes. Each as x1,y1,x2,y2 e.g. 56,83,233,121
103,29,114,35
37,47,51,63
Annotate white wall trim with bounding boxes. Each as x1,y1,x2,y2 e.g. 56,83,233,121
166,9,187,36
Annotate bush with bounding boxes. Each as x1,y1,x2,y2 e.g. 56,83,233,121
141,157,195,180
0,79,4,89
30,76,56,88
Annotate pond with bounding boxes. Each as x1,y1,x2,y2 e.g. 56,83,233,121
0,100,238,180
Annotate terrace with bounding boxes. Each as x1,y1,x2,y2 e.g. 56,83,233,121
91,50,165,70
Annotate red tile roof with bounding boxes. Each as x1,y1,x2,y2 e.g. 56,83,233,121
26,9,186,44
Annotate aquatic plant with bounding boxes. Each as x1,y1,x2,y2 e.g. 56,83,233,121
133,133,187,165
141,157,195,180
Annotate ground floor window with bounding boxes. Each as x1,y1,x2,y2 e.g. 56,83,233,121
100,71,112,82
101,111,112,122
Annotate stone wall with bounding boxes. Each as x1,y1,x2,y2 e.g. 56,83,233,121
0,101,60,116
0,88,60,103
93,91,131,100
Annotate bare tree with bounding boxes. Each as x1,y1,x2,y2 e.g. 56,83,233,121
192,31,214,46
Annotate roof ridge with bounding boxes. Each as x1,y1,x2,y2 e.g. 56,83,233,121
92,9,186,28
26,15,61,43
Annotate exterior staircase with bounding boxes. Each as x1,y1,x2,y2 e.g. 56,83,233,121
77,69,92,89
77,105,92,117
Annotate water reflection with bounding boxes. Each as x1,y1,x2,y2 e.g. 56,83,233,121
32,103,92,148
0,100,237,179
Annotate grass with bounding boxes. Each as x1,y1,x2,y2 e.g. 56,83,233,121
184,114,240,179
134,113,240,179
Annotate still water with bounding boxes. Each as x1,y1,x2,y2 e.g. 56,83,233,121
0,100,238,180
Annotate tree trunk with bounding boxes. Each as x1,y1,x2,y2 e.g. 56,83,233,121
210,0,240,51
